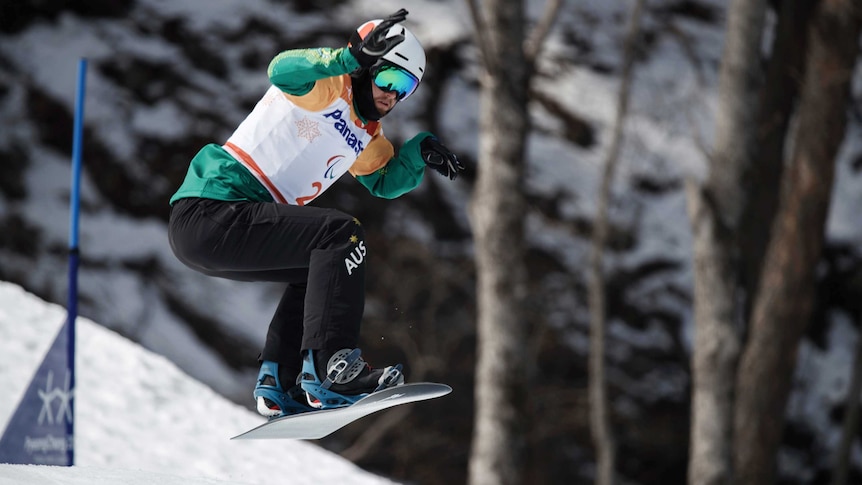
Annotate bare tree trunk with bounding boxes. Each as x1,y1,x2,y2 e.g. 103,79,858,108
467,0,530,484
685,180,742,485
686,1,767,484
738,0,816,320
733,2,862,483
587,2,643,484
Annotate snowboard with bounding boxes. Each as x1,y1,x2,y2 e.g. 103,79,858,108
231,382,452,440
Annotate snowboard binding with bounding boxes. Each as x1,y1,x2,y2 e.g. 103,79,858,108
253,360,315,418
299,348,404,409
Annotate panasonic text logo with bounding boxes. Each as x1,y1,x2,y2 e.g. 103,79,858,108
323,109,365,155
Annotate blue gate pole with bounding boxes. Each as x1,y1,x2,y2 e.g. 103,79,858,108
66,57,87,466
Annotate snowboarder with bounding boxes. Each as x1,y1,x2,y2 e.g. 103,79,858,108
168,9,463,416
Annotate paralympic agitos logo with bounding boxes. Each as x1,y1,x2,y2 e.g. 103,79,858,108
324,155,345,180
323,109,364,155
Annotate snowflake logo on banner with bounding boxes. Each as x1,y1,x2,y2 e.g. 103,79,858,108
296,117,321,143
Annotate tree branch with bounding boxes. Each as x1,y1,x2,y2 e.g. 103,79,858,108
464,0,496,73
525,0,563,65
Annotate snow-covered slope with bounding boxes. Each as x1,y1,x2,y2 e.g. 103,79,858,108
0,281,394,484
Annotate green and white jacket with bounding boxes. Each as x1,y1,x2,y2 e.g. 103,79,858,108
170,47,429,206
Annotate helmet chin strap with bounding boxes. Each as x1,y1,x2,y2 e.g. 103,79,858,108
350,70,386,122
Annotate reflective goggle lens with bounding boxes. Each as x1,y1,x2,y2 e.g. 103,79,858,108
373,64,420,100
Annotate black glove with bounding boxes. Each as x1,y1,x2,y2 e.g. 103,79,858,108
350,9,409,68
421,136,465,181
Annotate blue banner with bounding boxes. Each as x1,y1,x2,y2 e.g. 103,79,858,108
0,57,86,466
0,323,74,465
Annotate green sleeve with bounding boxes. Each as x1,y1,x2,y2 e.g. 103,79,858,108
356,132,432,199
267,47,361,95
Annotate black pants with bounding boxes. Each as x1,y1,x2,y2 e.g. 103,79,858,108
168,197,367,379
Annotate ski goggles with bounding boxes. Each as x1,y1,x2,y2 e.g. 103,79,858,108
371,62,420,101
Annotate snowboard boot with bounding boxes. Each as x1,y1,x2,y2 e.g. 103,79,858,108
299,348,405,409
253,360,315,418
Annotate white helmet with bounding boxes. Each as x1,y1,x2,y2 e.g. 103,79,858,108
351,19,426,98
